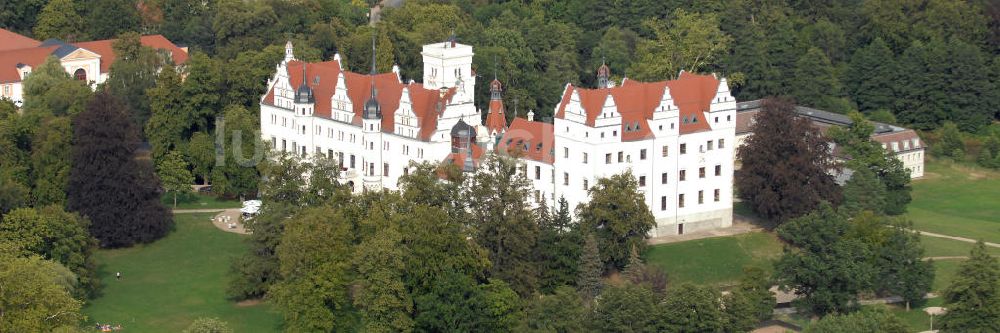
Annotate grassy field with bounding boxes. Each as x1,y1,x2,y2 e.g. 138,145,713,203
643,232,784,287
921,235,1000,257
907,159,1000,243
161,192,242,210
82,213,282,332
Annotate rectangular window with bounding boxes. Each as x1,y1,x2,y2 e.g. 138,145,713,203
271,137,277,149
328,149,333,159
661,196,667,211
383,163,389,176
662,145,668,157
564,172,569,186
707,140,714,150
661,172,668,184
714,189,720,202
679,170,686,181
679,194,685,208
680,143,687,154
350,155,356,168
606,153,612,164
640,149,647,160
719,138,725,149
715,165,721,176
564,147,569,158
583,152,588,164
535,166,541,180
618,152,623,163
583,179,589,190
699,167,706,178
369,163,374,176
698,190,704,204
639,176,646,187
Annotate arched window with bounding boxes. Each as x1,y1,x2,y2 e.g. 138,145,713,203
73,68,86,81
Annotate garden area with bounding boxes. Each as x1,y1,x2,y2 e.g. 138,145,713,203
82,213,281,332
906,159,1000,243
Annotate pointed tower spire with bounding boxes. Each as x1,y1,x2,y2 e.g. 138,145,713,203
363,30,381,119
597,57,610,89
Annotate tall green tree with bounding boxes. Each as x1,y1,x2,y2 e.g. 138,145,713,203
829,112,912,215
938,241,1000,332
576,171,655,270
537,196,582,293
210,105,261,200
464,153,540,296
841,168,888,216
180,53,224,132
107,32,162,133
736,98,842,224
630,9,732,81
0,206,98,297
270,206,356,332
29,116,72,206
186,131,215,184
67,92,172,248
156,150,193,208
576,233,603,301
723,267,776,332
354,204,414,333
84,0,141,39
146,64,189,163
875,222,933,310
791,47,845,111
32,0,86,41
844,38,897,113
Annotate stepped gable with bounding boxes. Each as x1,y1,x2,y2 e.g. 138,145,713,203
274,60,456,141
498,117,555,164
555,72,721,139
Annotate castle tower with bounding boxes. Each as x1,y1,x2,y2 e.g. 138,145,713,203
597,59,610,89
484,64,508,137
362,33,383,190
421,34,474,105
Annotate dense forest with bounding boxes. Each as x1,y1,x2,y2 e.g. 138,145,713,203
3,0,999,132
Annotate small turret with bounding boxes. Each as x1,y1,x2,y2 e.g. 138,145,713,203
362,32,381,120
597,58,610,89
294,63,314,104
284,41,295,63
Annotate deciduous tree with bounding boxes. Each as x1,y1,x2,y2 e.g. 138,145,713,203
804,306,908,333
32,0,85,41
0,206,98,297
210,105,261,200
630,9,732,81
0,246,83,332
67,92,172,248
576,171,654,269
156,150,193,208
656,283,725,333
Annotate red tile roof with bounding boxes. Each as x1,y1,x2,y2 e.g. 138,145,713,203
0,46,60,82
0,29,40,51
497,118,555,164
270,60,455,141
441,143,485,170
555,72,719,139
73,35,189,73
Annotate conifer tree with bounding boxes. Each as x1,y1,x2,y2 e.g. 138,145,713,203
576,233,603,301
792,47,844,111
844,38,897,113
841,168,887,216
939,241,1000,331
67,92,172,248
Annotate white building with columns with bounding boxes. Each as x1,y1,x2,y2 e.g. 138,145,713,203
260,39,736,237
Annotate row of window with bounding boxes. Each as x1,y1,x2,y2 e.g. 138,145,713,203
661,189,722,210
554,164,724,190
559,139,728,166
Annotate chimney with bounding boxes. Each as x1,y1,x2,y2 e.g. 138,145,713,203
527,110,535,122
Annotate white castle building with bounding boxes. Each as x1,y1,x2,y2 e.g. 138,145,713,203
260,39,736,236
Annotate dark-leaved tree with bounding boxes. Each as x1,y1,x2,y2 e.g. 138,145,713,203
736,98,842,224
67,92,172,248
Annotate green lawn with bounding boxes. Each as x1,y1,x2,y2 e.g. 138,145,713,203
82,213,282,332
644,232,784,287
907,159,1000,243
162,192,241,210
921,235,1000,257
